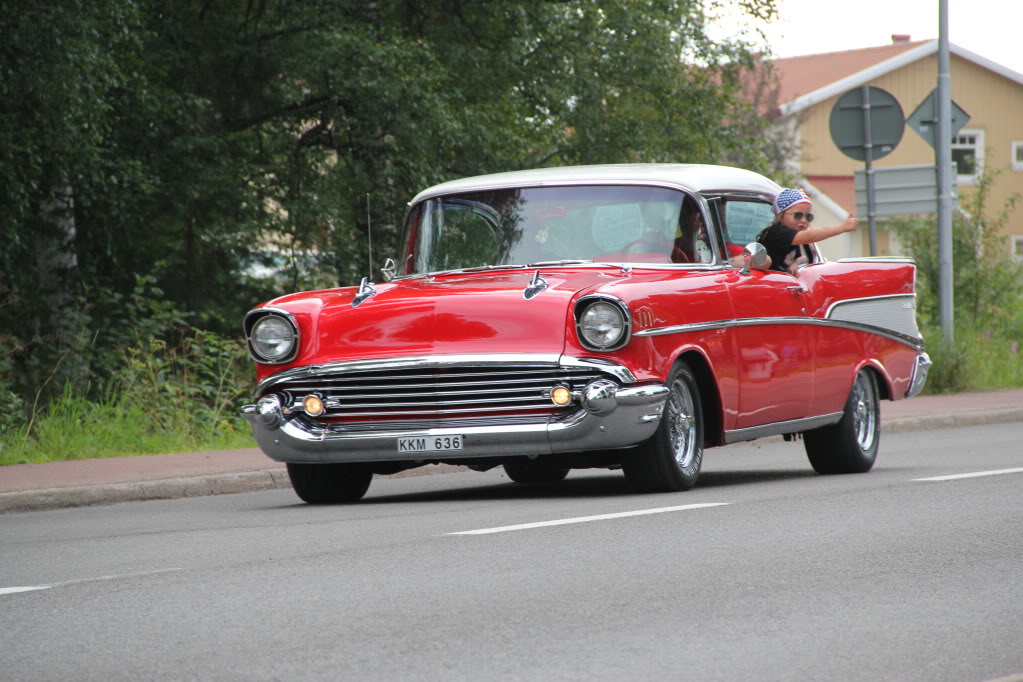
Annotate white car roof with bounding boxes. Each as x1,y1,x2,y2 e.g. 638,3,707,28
409,163,781,205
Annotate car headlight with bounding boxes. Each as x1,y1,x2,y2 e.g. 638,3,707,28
576,297,630,350
248,313,297,363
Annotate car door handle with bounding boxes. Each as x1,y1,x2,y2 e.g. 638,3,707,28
786,285,805,293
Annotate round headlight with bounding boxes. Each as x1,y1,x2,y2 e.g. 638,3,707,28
251,315,296,362
578,301,626,349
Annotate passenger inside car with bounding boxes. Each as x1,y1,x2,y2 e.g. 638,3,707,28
672,200,705,263
758,188,858,275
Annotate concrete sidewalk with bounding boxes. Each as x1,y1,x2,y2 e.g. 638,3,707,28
2,389,1021,514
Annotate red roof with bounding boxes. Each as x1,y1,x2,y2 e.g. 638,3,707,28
771,41,928,106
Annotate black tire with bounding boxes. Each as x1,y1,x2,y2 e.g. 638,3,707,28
286,463,373,503
804,369,880,474
622,361,704,493
503,459,570,484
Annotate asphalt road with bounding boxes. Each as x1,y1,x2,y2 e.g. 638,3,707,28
2,422,1022,681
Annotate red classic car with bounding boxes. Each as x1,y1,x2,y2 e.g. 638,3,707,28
242,164,931,503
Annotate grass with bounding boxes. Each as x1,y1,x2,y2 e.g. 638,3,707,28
0,389,255,466
0,329,257,466
921,326,1023,394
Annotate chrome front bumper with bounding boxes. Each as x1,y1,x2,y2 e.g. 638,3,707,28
241,383,668,464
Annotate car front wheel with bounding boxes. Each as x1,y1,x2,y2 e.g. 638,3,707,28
286,463,373,503
622,361,704,493
803,369,880,474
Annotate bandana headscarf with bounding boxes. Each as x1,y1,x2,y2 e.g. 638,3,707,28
773,188,812,215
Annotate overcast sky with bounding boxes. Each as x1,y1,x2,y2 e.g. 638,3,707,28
725,0,1023,77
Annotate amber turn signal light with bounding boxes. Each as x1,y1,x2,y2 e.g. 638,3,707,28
550,385,573,406
303,394,325,416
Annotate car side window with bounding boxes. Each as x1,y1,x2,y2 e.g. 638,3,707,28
723,200,774,247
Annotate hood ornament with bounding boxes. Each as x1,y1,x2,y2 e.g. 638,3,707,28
523,270,549,300
352,277,377,308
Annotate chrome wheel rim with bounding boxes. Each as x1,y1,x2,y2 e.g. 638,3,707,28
851,372,878,451
667,376,698,468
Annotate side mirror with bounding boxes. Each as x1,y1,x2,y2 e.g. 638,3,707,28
739,242,769,275
380,257,396,282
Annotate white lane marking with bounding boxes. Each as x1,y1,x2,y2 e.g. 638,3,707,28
448,502,731,535
0,568,183,598
0,586,52,596
914,467,1023,482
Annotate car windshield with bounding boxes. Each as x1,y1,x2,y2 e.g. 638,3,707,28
399,185,709,276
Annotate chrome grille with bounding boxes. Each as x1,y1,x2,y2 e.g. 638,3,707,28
268,365,611,422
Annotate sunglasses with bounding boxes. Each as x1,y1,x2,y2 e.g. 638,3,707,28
784,211,814,222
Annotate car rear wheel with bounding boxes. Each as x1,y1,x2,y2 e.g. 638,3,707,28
286,463,373,503
622,361,704,493
803,369,880,474
503,458,570,484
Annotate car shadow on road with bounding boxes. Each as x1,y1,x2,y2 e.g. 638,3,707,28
354,468,818,505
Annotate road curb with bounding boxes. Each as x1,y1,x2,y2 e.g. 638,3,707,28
2,411,1020,514
880,408,1023,433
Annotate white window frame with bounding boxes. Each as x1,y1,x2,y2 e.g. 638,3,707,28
1012,141,1023,172
952,129,984,184
1012,235,1023,263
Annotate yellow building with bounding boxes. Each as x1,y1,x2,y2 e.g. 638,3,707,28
764,37,1023,262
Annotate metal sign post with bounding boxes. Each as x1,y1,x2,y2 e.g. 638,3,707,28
860,85,878,255
829,86,905,256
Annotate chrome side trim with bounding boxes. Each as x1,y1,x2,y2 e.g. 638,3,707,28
837,257,915,263
634,315,924,350
809,318,925,351
724,412,843,444
634,320,732,337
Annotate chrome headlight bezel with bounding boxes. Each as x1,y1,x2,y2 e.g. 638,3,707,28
574,295,631,351
244,308,300,364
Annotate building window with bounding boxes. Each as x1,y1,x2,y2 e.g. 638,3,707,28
1013,236,1023,263
952,129,983,183
1012,141,1023,172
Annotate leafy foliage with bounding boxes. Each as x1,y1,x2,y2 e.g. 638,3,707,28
891,171,1023,333
0,328,253,465
890,170,1023,392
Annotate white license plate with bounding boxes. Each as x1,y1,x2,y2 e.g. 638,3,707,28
397,435,463,453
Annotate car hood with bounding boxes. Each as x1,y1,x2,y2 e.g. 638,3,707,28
262,268,630,366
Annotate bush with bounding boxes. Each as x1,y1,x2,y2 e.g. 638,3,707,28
921,325,1023,394
0,328,254,466
890,169,1023,394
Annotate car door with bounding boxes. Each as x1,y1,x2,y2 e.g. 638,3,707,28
715,197,816,429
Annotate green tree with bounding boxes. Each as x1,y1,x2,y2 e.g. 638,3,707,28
1,0,780,418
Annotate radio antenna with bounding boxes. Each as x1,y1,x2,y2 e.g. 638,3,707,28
366,192,372,279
